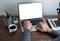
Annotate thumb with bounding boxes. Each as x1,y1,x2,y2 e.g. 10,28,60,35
36,27,42,31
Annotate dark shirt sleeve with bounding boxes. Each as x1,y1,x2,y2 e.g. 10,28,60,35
22,30,31,41
50,30,60,38
22,30,60,41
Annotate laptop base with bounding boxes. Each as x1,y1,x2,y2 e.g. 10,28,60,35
20,18,48,32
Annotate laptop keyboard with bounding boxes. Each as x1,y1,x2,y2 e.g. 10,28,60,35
30,18,44,25
20,18,44,32
21,18,44,26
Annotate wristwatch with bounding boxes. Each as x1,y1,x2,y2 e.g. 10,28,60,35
24,29,31,32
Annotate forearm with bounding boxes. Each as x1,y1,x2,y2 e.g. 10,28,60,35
50,30,60,38
48,30,60,41
47,28,60,38
22,30,31,41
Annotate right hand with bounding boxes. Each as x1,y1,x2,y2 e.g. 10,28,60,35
36,22,52,33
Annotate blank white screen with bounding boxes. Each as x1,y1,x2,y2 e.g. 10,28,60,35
19,2,42,20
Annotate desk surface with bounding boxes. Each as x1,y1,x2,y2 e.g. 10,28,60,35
0,16,57,41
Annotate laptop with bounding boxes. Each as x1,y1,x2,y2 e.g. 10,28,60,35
19,2,47,32
47,18,60,30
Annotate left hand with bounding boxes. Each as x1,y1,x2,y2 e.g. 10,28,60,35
23,20,32,31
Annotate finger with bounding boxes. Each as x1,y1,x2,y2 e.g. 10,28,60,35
30,23,32,25
36,27,39,30
36,23,43,30
37,27,44,32
36,27,42,31
23,21,30,25
37,22,43,27
24,20,29,23
23,22,26,26
37,24,41,27
38,22,45,25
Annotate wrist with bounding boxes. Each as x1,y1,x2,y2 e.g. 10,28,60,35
24,28,31,31
24,29,30,32
47,29,52,33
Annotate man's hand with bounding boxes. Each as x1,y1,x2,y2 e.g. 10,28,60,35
36,22,52,33
23,20,32,31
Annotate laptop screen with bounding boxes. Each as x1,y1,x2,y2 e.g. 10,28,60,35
19,2,43,20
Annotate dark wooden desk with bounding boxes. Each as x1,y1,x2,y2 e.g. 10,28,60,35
0,16,57,41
